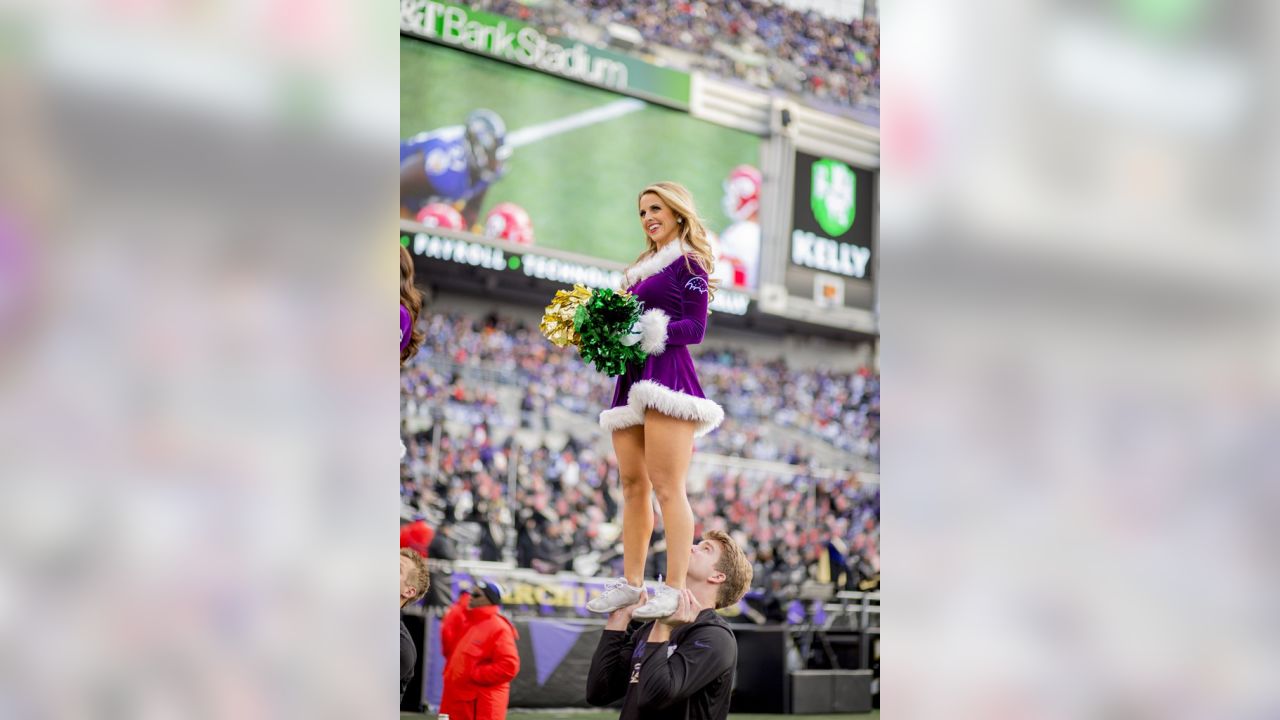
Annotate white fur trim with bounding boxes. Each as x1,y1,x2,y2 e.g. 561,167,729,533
599,404,644,432
622,240,686,288
638,309,670,356
627,380,724,437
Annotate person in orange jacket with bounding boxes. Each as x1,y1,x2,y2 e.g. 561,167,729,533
439,579,521,720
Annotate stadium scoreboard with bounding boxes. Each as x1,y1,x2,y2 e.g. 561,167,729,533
785,152,876,313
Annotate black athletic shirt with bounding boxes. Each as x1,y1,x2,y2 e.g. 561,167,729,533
585,609,737,720
400,619,417,702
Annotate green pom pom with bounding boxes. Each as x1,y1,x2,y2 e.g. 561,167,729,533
576,289,648,376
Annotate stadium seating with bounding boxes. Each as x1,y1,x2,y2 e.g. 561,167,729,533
465,0,880,117
401,309,879,598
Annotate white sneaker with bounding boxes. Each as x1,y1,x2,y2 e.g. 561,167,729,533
632,582,680,620
586,578,646,613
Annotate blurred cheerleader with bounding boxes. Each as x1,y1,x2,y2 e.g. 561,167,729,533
401,246,424,460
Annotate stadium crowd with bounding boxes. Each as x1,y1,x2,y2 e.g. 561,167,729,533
466,0,879,116
401,310,879,601
403,312,879,462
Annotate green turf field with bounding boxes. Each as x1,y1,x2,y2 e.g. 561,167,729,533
404,707,875,712
401,37,760,264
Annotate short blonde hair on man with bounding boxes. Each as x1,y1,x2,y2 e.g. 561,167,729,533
401,548,430,602
705,530,753,609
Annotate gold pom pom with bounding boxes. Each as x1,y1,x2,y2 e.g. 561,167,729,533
539,284,594,347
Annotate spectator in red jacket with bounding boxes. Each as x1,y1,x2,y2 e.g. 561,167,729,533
400,519,434,558
439,580,521,720
440,589,475,663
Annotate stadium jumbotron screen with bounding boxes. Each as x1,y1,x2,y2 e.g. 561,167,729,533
401,36,766,294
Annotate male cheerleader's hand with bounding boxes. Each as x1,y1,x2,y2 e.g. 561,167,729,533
658,589,703,628
605,596,648,632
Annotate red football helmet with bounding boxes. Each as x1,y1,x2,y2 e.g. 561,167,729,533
415,202,465,230
484,202,535,246
721,254,748,287
722,164,762,222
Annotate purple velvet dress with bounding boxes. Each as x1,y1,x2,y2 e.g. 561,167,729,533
598,241,724,437
400,305,412,354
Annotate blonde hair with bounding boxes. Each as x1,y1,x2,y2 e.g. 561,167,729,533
705,530,753,609
633,182,719,299
400,548,430,605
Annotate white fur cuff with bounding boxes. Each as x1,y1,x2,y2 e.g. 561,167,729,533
639,309,670,356
599,404,645,432
627,381,725,437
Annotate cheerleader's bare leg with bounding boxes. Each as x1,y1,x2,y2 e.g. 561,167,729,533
613,426,653,588
632,409,696,619
585,426,651,613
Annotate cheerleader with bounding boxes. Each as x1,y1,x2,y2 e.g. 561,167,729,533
586,182,724,619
